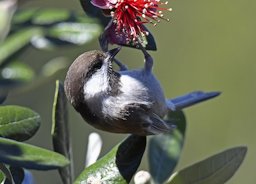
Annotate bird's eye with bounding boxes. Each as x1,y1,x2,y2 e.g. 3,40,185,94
94,61,103,70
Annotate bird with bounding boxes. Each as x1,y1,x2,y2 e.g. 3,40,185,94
64,47,220,136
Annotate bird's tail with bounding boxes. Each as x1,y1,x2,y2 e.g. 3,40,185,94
166,91,220,111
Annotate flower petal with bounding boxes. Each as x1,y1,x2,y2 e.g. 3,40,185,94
90,0,111,9
100,21,157,50
101,21,128,46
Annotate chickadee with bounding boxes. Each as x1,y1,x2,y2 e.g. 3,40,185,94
64,48,220,135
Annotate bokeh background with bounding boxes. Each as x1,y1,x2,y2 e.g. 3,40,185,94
4,0,256,183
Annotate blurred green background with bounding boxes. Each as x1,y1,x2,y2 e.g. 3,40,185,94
3,0,256,183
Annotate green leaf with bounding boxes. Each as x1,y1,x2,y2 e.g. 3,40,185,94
0,137,70,170
0,105,40,141
76,16,101,24
0,61,35,82
0,28,43,66
74,135,146,184
29,35,55,50
148,111,186,184
52,80,72,184
0,163,13,183
167,146,247,184
10,8,102,50
47,22,102,45
32,9,70,25
0,61,33,99
12,8,38,25
30,12,101,49
41,57,69,77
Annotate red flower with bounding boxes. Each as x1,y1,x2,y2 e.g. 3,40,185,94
91,0,171,45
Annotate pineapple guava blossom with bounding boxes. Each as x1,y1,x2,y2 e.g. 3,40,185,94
91,0,172,46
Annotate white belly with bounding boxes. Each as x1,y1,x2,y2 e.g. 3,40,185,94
102,69,167,118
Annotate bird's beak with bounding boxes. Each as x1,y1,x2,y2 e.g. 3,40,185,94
107,47,121,61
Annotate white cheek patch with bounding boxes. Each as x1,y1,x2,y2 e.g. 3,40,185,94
83,67,109,99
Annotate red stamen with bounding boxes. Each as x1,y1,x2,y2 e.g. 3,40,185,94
108,0,171,44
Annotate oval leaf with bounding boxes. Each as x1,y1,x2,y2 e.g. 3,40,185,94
167,146,247,184
0,61,35,82
30,35,55,50
0,105,40,141
12,8,38,25
74,135,146,184
11,9,102,50
0,28,43,66
0,137,70,170
148,111,186,184
47,22,102,45
32,9,70,25
52,80,72,184
41,57,69,77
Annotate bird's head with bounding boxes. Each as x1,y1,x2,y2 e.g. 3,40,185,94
64,48,121,109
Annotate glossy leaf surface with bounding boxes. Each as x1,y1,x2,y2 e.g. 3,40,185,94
52,80,72,184
0,105,40,141
11,8,102,50
167,146,247,184
0,137,70,170
0,28,42,66
148,111,186,184
0,61,35,82
74,135,146,184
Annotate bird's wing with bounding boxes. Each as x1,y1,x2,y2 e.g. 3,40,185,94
166,91,220,111
140,112,176,135
119,103,175,135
